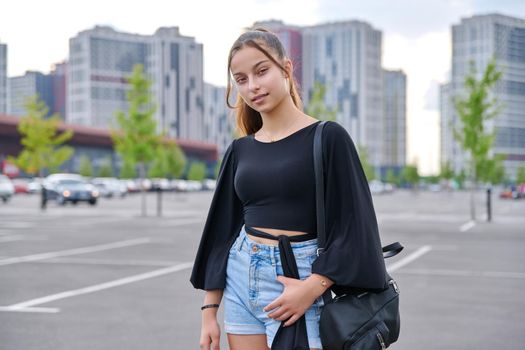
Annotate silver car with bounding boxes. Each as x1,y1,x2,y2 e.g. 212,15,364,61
0,174,15,203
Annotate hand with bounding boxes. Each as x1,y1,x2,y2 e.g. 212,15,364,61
200,309,221,350
263,276,319,327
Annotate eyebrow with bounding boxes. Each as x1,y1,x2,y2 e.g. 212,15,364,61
232,59,270,77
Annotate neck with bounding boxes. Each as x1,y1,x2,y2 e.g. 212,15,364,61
259,97,304,133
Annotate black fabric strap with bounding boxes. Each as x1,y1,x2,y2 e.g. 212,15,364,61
313,121,328,250
244,226,310,349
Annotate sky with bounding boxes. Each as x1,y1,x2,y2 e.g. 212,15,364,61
1,0,524,175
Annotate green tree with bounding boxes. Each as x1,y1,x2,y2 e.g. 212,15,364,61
386,169,400,187
166,141,186,179
214,161,221,179
306,82,337,121
111,64,160,216
120,157,136,179
78,155,93,177
147,140,186,179
440,161,454,181
454,169,467,189
187,161,206,181
148,144,169,178
453,59,503,220
8,95,74,177
402,165,420,189
516,167,525,184
357,145,376,182
97,157,114,177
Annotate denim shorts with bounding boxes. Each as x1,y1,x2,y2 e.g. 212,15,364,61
223,225,324,349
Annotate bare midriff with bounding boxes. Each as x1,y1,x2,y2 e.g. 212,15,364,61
247,226,310,246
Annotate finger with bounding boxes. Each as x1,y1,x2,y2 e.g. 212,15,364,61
284,314,301,327
275,310,293,322
276,275,286,284
211,335,220,350
284,313,303,327
268,306,289,319
200,336,211,350
263,296,283,312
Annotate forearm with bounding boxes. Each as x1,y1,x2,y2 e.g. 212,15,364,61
304,273,333,299
203,289,223,306
201,289,223,316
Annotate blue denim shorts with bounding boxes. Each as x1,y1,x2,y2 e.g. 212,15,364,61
224,225,324,349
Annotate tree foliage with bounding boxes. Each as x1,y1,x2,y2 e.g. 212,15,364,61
402,165,420,187
453,59,503,185
357,145,376,182
8,95,74,176
440,161,454,180
111,64,159,171
97,157,114,177
516,167,525,184
78,155,93,177
187,161,206,181
306,82,337,121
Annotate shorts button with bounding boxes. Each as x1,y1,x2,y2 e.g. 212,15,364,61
252,245,259,252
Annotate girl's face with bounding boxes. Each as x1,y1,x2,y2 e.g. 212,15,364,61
229,45,291,114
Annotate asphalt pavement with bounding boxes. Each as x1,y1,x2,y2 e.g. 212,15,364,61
0,189,524,349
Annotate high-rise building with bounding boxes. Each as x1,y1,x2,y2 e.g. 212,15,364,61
67,26,204,140
382,69,407,174
50,61,67,120
204,83,235,155
252,20,303,87
8,71,54,117
442,14,525,179
439,82,457,171
0,42,7,114
302,21,383,166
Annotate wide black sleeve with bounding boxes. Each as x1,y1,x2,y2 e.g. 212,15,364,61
190,140,244,290
311,121,387,294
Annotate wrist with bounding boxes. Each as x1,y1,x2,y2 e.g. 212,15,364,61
305,274,332,298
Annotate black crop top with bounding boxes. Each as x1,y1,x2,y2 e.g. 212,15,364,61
233,121,320,235
190,120,387,295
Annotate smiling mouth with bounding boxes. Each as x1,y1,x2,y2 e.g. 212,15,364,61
252,93,269,102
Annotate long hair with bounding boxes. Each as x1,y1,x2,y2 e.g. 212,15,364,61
226,28,303,136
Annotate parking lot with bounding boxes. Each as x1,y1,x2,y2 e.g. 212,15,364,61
1,190,524,349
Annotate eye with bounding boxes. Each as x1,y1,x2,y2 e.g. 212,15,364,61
235,77,246,84
257,67,268,75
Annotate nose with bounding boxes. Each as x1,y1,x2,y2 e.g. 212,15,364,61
248,76,260,92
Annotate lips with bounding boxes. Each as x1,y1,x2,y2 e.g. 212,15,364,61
251,93,269,103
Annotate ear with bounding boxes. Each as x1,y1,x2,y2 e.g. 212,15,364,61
283,58,293,79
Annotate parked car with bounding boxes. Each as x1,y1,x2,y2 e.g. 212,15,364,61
12,178,30,194
27,178,43,194
369,180,385,194
0,174,15,202
43,174,99,205
202,178,217,191
91,177,127,198
499,184,525,200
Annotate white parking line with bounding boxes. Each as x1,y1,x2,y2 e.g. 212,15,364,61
36,257,179,267
387,245,432,272
460,220,476,232
0,238,151,266
0,235,48,243
397,268,525,280
0,262,193,313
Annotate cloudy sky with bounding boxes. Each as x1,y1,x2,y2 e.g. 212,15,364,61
1,0,524,175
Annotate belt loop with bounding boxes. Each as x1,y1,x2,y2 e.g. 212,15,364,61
270,245,276,266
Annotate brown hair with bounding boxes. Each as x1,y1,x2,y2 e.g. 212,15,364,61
226,28,303,136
